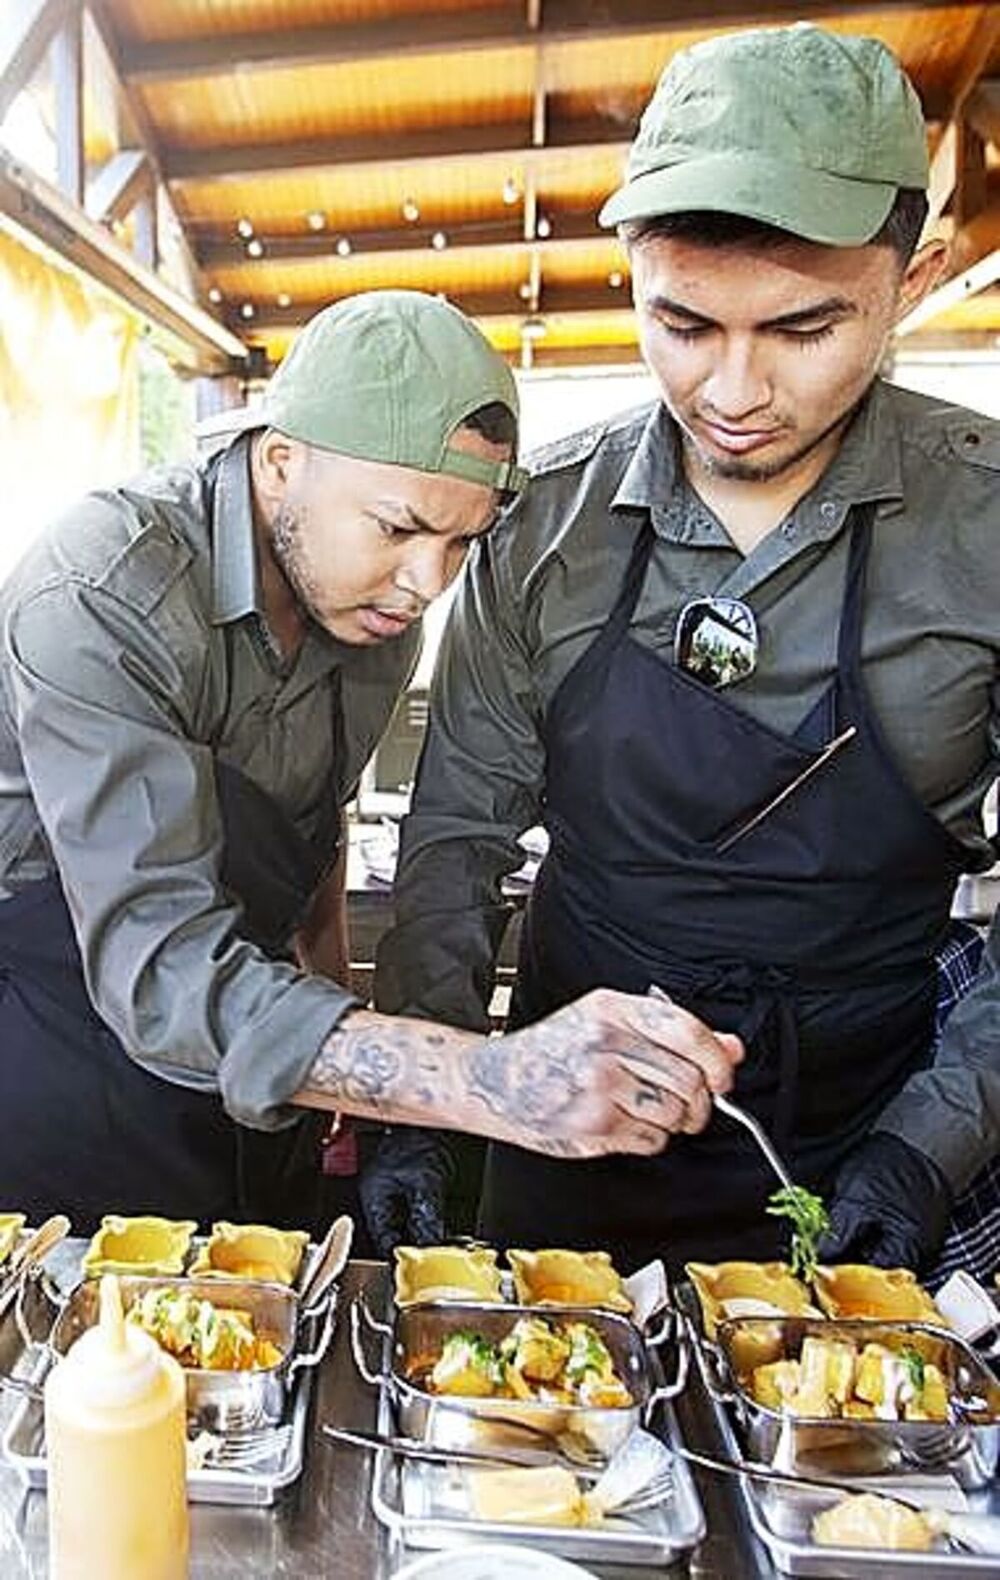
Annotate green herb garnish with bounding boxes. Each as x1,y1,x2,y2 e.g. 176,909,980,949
766,1185,830,1281
900,1346,926,1395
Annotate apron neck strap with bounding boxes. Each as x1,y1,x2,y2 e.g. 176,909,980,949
835,501,878,675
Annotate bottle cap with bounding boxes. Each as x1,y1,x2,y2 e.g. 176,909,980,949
59,1274,165,1408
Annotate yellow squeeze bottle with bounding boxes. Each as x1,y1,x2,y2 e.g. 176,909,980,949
45,1273,189,1579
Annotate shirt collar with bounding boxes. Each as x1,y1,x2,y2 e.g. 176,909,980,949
210,436,262,626
609,380,905,522
610,403,680,511
819,378,905,511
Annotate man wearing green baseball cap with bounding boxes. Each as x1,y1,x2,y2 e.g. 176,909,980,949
374,25,1000,1276
0,288,737,1230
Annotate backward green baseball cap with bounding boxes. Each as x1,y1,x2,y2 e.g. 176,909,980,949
216,289,525,494
599,22,929,245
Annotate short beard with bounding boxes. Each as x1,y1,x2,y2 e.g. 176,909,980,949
269,501,323,626
683,400,861,483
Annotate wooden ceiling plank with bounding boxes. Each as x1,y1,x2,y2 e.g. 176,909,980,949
164,116,630,184
117,0,968,85
237,279,627,333
199,227,618,280
0,0,78,122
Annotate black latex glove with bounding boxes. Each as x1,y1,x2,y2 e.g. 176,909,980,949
359,1126,455,1259
817,1132,952,1274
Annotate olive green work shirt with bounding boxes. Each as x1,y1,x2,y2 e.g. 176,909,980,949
0,438,419,1128
376,378,1000,1195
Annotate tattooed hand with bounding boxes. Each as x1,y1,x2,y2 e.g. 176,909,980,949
294,988,742,1161
463,989,742,1158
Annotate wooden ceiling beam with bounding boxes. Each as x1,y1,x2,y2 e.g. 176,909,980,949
85,148,150,223
117,0,968,85
162,115,630,184
194,209,603,267
230,280,630,335
966,80,1000,147
923,12,999,223
86,0,207,298
0,144,247,371
0,0,78,121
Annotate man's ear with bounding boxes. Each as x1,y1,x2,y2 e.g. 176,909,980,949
251,429,294,506
895,239,949,323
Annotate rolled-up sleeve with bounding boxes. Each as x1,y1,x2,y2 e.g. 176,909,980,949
375,528,546,1029
6,578,354,1130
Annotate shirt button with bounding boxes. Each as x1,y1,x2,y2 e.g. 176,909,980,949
964,431,981,448
820,500,837,519
781,520,796,538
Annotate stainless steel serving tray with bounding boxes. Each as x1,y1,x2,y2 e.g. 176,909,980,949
678,1283,1000,1577
0,1237,339,1506
361,1291,704,1565
352,1294,686,1462
708,1314,1000,1490
48,1274,335,1431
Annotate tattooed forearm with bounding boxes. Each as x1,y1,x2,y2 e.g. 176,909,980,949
294,1009,477,1123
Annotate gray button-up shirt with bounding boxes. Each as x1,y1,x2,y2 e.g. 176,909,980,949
0,439,419,1128
377,379,1000,1194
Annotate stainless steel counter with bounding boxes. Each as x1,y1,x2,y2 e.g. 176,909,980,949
1,1261,778,1579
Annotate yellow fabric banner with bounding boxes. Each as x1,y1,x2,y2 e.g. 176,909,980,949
0,223,139,581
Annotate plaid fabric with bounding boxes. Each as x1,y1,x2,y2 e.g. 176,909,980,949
925,922,1000,1287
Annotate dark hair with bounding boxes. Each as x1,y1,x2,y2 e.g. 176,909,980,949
460,400,517,446
621,188,929,266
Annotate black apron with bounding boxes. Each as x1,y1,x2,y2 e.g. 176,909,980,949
0,758,339,1234
480,507,982,1273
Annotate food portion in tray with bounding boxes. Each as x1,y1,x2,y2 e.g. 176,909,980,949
126,1285,283,1372
749,1332,948,1421
423,1316,633,1408
187,1222,309,1286
686,1257,944,1333
394,1245,504,1307
393,1243,634,1316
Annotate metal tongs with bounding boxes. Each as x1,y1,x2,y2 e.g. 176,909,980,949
648,984,794,1190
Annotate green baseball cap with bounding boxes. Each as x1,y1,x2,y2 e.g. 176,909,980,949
599,23,929,245
216,289,525,494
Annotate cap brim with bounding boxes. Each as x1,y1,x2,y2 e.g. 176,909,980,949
598,152,896,245
194,405,267,450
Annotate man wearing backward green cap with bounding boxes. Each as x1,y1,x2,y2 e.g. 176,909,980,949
0,288,737,1231
373,25,1000,1277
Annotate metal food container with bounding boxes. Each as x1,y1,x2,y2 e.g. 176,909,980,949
351,1295,686,1462
48,1275,336,1431
704,1314,1000,1490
